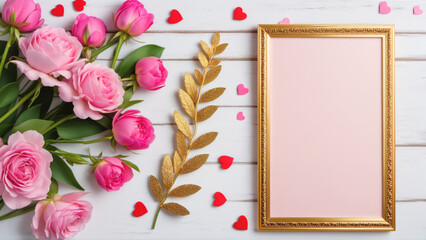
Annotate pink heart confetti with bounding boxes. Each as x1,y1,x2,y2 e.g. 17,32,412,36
414,5,423,15
237,112,245,121
237,84,249,95
379,1,391,14
279,17,290,24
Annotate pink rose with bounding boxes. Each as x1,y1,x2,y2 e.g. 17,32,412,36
94,157,133,192
0,131,52,209
72,13,107,48
12,26,85,91
32,192,93,240
114,0,154,37
59,63,125,120
1,0,44,32
135,57,168,90
112,109,155,150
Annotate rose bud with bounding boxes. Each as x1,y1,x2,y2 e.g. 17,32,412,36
135,57,168,90
32,192,92,240
112,109,155,150
0,130,52,209
93,157,133,192
72,13,107,48
1,0,44,32
114,0,154,37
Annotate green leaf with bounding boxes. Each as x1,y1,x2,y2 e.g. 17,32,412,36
47,178,58,198
121,159,140,172
57,119,106,140
32,87,53,117
12,119,53,133
58,151,89,166
116,44,164,77
51,153,85,191
123,87,134,103
96,116,112,129
0,123,12,136
0,82,19,108
14,104,41,126
0,41,17,88
118,100,143,110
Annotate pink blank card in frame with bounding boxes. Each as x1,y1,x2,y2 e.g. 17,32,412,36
257,25,395,231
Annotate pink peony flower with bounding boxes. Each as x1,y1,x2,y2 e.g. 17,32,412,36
1,0,44,32
135,57,168,90
32,192,93,240
0,130,52,209
59,63,125,120
112,109,155,150
113,0,154,37
12,26,85,91
72,13,107,48
94,157,133,192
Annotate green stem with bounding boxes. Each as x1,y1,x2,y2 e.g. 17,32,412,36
111,34,126,69
0,204,36,221
46,135,113,145
90,39,119,62
152,205,162,229
0,27,14,80
0,87,36,124
41,114,74,135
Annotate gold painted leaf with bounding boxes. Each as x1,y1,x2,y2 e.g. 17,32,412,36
194,69,204,85
178,89,195,118
198,52,208,68
197,105,218,122
180,154,209,174
174,111,192,139
212,32,220,46
200,40,213,57
162,154,173,190
149,175,163,202
190,132,218,150
199,87,225,103
161,202,190,216
204,65,222,84
173,151,182,174
215,43,228,55
184,72,198,102
209,59,221,67
168,184,201,197
176,130,187,160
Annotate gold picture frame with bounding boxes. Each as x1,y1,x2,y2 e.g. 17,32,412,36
257,25,395,231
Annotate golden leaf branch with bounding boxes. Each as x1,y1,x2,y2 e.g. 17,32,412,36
150,33,227,229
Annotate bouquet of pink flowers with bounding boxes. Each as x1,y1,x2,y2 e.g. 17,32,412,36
0,0,167,239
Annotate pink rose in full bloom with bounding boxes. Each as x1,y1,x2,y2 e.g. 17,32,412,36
0,131,52,209
72,13,107,48
59,63,124,120
94,157,133,192
12,26,85,91
114,0,154,37
135,57,168,90
112,109,155,150
32,192,93,240
2,0,44,32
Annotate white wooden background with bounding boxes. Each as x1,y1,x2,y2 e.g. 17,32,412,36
1,0,426,239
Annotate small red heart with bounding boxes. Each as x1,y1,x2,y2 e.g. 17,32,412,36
132,201,148,217
168,9,183,24
73,0,86,12
213,192,227,207
233,215,248,230
219,155,233,170
233,7,247,21
51,4,64,17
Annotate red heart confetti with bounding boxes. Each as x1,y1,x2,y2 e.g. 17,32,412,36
213,192,227,207
219,155,233,170
132,201,148,217
233,7,247,21
73,0,87,12
233,215,248,230
168,9,183,24
51,4,64,17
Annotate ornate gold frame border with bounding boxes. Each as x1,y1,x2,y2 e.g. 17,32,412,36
257,25,395,231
